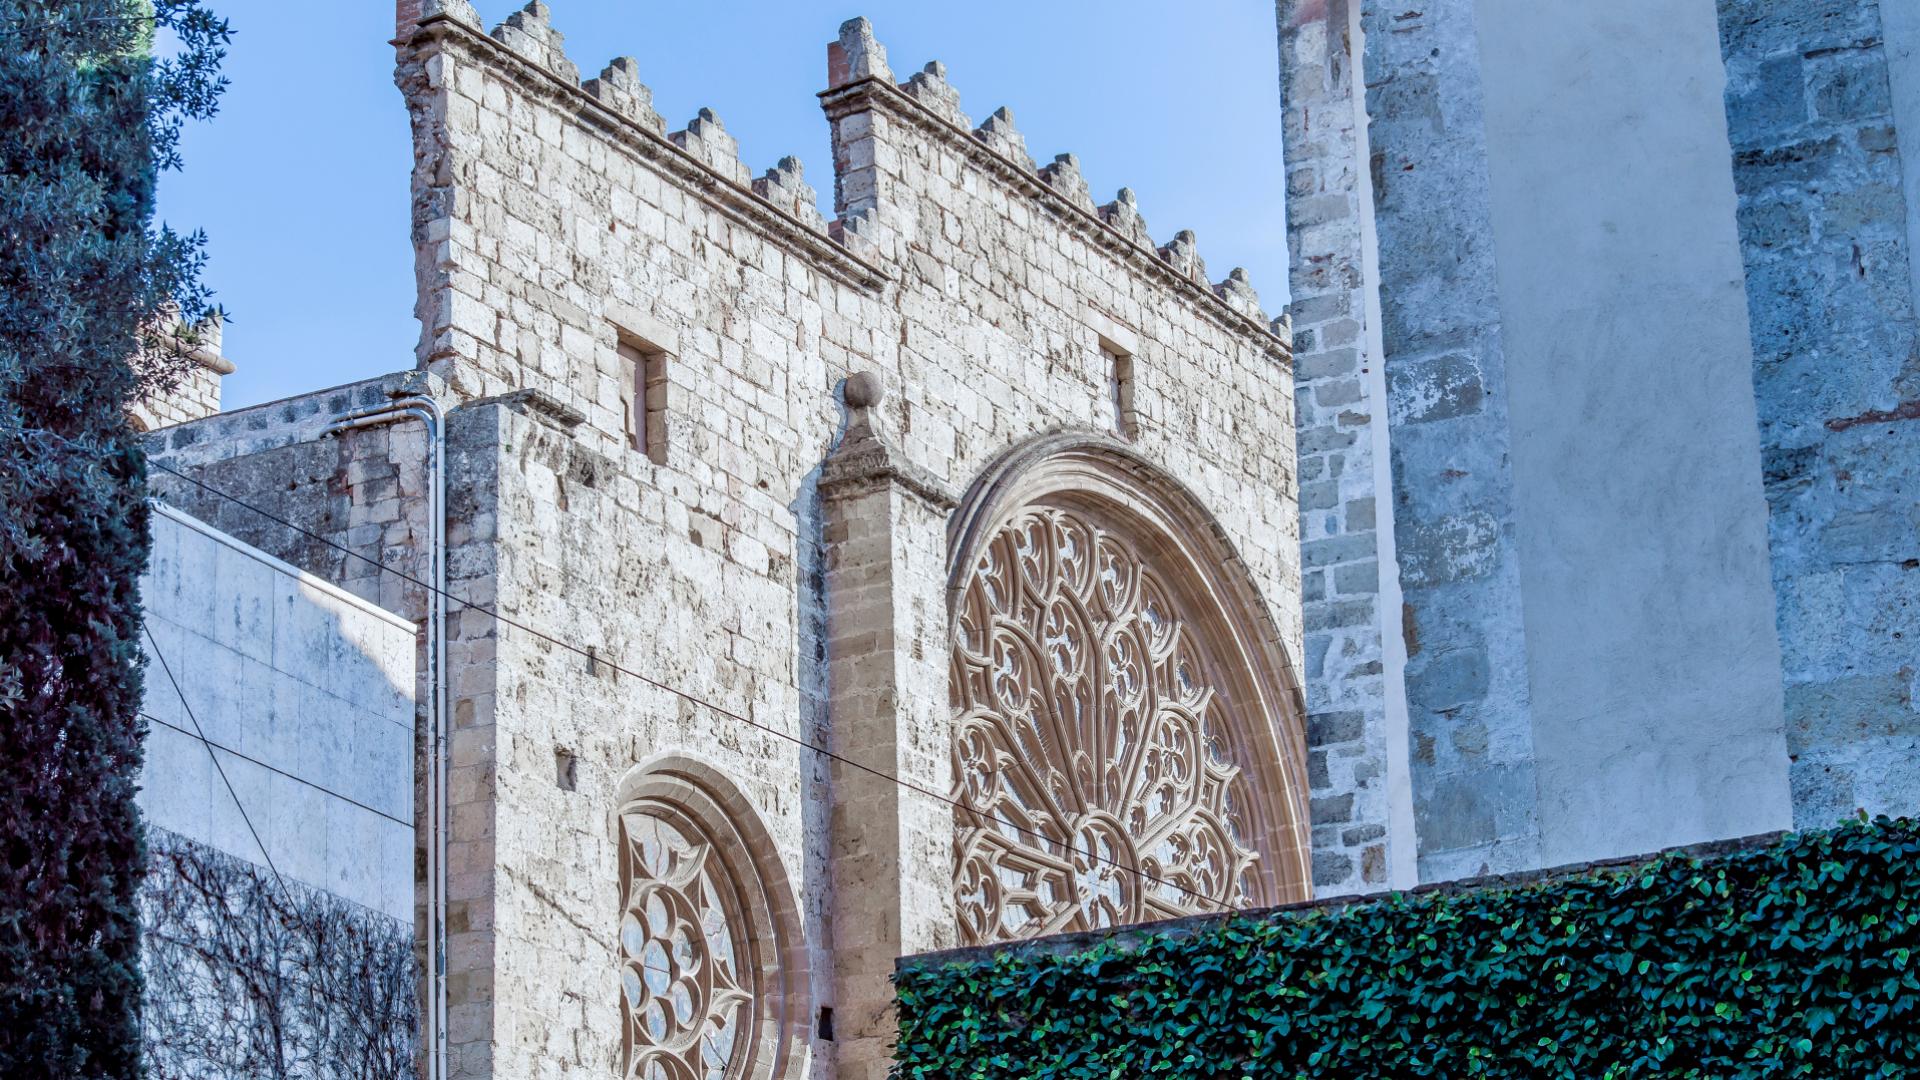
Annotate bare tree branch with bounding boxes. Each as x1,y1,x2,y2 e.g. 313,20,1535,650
140,829,418,1080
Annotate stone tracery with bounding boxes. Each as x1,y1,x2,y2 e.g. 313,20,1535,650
618,808,754,1080
951,501,1280,945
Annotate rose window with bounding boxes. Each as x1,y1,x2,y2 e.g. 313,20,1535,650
951,504,1267,945
619,810,752,1080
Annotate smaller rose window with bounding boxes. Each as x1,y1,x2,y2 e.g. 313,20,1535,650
620,810,752,1080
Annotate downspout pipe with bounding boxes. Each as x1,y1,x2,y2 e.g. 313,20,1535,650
324,395,448,1080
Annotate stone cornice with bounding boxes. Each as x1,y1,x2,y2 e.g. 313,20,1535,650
403,14,891,295
819,77,1293,366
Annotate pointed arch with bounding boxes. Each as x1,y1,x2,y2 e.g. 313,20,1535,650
611,756,810,1080
946,432,1311,944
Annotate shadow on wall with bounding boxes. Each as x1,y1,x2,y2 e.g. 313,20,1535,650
137,504,418,922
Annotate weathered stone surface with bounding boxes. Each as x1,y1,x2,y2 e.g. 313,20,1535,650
131,315,231,431
149,12,1306,1080
1278,0,1919,892
1274,0,1413,896
1718,0,1920,827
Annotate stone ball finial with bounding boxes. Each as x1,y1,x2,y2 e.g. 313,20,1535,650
844,371,884,410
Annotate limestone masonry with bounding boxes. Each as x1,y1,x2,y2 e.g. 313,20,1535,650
130,0,1920,1075
143,4,1305,1078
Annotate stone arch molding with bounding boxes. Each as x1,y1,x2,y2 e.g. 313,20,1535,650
946,432,1313,945
611,756,809,1080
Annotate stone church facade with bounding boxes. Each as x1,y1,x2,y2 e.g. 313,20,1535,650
133,0,1920,1075
143,3,1307,1079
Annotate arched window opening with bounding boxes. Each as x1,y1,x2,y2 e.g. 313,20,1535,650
614,761,807,1080
947,437,1310,946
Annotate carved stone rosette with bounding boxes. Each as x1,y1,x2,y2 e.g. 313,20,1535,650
946,436,1313,947
953,506,1259,942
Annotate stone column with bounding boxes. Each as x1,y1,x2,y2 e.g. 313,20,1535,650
819,373,956,1080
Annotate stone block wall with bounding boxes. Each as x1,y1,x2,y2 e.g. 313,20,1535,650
1274,0,1416,895
1353,0,1544,883
142,4,1307,1076
1718,0,1920,826
1277,0,1535,889
1278,0,1851,888
383,5,1305,1078
131,331,231,432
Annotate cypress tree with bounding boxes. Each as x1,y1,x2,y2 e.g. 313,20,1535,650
0,2,226,1075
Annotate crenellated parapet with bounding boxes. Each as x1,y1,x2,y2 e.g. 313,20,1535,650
753,157,827,233
819,16,1284,350
898,61,968,130
1098,188,1152,248
397,0,876,285
669,108,751,187
972,107,1036,172
582,57,665,135
490,0,577,82
393,0,1284,382
1038,153,1096,214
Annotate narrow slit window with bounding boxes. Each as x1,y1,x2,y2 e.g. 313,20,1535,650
618,338,669,465
1105,344,1137,440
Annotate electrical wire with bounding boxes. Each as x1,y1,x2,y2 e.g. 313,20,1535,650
143,624,297,907
140,711,411,829
147,457,1245,913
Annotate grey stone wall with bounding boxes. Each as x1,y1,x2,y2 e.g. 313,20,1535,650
1471,0,1792,867
132,354,228,432
1358,0,1543,881
398,6,1305,1075
1275,0,1417,897
148,4,1308,1078
1718,0,1920,827
1280,0,1821,886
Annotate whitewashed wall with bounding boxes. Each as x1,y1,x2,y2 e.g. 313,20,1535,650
138,504,417,921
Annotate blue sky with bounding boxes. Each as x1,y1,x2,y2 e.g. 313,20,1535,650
157,1,1291,410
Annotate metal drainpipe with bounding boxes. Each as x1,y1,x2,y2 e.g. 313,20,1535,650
324,396,448,1080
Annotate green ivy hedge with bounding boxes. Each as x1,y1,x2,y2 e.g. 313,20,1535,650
895,818,1920,1078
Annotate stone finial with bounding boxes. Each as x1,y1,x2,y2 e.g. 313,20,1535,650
822,371,955,508
1157,229,1208,284
1039,153,1097,213
844,371,884,411
409,0,480,33
901,60,969,128
972,107,1036,171
753,156,828,233
828,17,892,88
491,0,579,83
1098,187,1152,248
1214,267,1265,319
1272,311,1295,348
670,108,751,186
583,57,666,135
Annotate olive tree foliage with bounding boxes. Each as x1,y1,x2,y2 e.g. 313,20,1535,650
140,830,419,1080
0,2,227,1077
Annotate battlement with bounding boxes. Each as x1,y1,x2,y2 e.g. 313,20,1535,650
129,311,233,431
395,2,1279,349
820,16,1277,339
